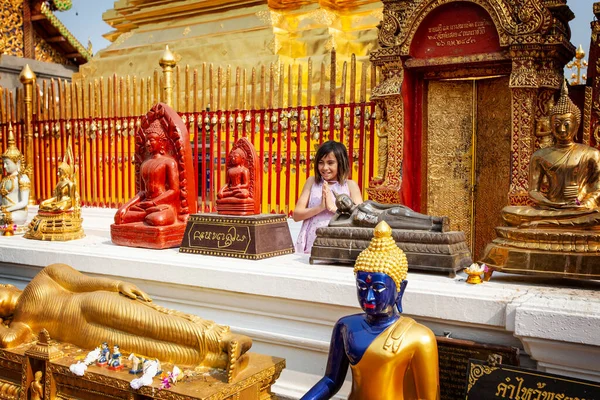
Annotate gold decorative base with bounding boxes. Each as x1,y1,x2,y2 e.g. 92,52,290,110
24,210,85,241
481,227,600,280
0,338,285,400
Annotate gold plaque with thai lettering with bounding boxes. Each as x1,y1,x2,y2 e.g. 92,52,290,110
465,360,600,399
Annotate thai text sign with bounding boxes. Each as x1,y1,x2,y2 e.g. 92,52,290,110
411,3,501,59
187,222,251,253
465,360,600,399
437,337,518,400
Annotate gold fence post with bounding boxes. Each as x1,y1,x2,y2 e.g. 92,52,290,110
159,45,176,107
19,64,36,205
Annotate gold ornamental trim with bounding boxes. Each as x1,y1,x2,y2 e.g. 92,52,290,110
180,247,294,260
188,215,288,225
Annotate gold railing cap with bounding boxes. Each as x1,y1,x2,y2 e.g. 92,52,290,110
19,64,36,84
159,45,177,67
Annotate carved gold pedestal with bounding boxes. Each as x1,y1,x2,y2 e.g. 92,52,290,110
480,227,600,280
24,210,85,241
0,336,285,400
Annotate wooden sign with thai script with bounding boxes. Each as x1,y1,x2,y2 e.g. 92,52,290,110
437,337,519,400
410,2,501,59
465,360,600,399
180,213,294,260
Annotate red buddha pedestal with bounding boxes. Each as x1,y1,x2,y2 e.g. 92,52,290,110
181,137,293,259
111,103,197,249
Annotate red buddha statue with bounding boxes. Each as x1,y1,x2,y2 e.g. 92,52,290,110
111,103,197,249
216,137,261,215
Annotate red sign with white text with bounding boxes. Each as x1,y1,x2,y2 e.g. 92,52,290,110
410,2,501,59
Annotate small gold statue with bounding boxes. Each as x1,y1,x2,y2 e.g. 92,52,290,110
535,97,555,149
29,371,43,400
0,263,251,382
24,138,84,241
0,123,30,232
481,80,600,279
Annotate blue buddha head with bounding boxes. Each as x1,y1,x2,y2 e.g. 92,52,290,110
354,221,409,316
356,271,408,315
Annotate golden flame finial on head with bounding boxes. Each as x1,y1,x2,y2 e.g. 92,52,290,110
353,221,408,292
2,123,24,165
58,137,75,177
550,79,581,125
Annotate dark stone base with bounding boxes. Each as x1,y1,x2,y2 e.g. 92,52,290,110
179,213,294,260
310,227,472,277
480,243,600,280
110,222,187,249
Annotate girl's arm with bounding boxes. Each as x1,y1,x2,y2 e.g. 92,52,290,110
293,177,326,222
348,180,364,205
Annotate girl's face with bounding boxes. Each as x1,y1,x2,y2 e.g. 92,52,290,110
318,151,339,182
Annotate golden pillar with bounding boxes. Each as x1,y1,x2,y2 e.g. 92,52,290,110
19,64,36,205
159,45,177,108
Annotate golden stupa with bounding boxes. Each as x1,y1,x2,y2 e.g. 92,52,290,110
76,0,382,80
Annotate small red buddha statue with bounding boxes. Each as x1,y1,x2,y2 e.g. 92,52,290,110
111,103,197,249
216,138,261,215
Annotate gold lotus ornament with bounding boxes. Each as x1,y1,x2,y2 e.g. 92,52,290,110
464,263,486,285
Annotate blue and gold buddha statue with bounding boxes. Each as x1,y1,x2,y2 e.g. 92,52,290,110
302,221,439,400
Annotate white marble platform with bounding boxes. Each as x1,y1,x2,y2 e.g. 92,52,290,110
0,207,599,398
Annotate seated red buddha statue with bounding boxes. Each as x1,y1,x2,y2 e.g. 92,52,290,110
111,103,197,248
216,137,261,215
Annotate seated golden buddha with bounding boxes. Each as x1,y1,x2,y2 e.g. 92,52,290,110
0,263,251,382
481,80,600,279
24,140,84,241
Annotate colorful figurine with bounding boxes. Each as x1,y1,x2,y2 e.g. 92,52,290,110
215,137,261,215
0,123,30,231
97,342,110,365
108,345,123,370
302,221,439,400
129,353,143,374
0,263,251,382
112,103,197,249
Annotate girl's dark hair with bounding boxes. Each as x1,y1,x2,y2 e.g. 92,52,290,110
314,140,350,184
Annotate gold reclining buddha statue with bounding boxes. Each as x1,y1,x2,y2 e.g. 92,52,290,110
0,263,251,381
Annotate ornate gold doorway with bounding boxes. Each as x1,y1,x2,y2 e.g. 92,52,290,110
425,76,511,259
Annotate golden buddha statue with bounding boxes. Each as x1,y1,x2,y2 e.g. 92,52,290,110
0,263,251,382
302,221,439,400
481,80,600,279
24,139,84,241
0,123,30,231
502,80,600,228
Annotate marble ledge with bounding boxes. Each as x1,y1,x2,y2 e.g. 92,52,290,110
0,206,599,341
